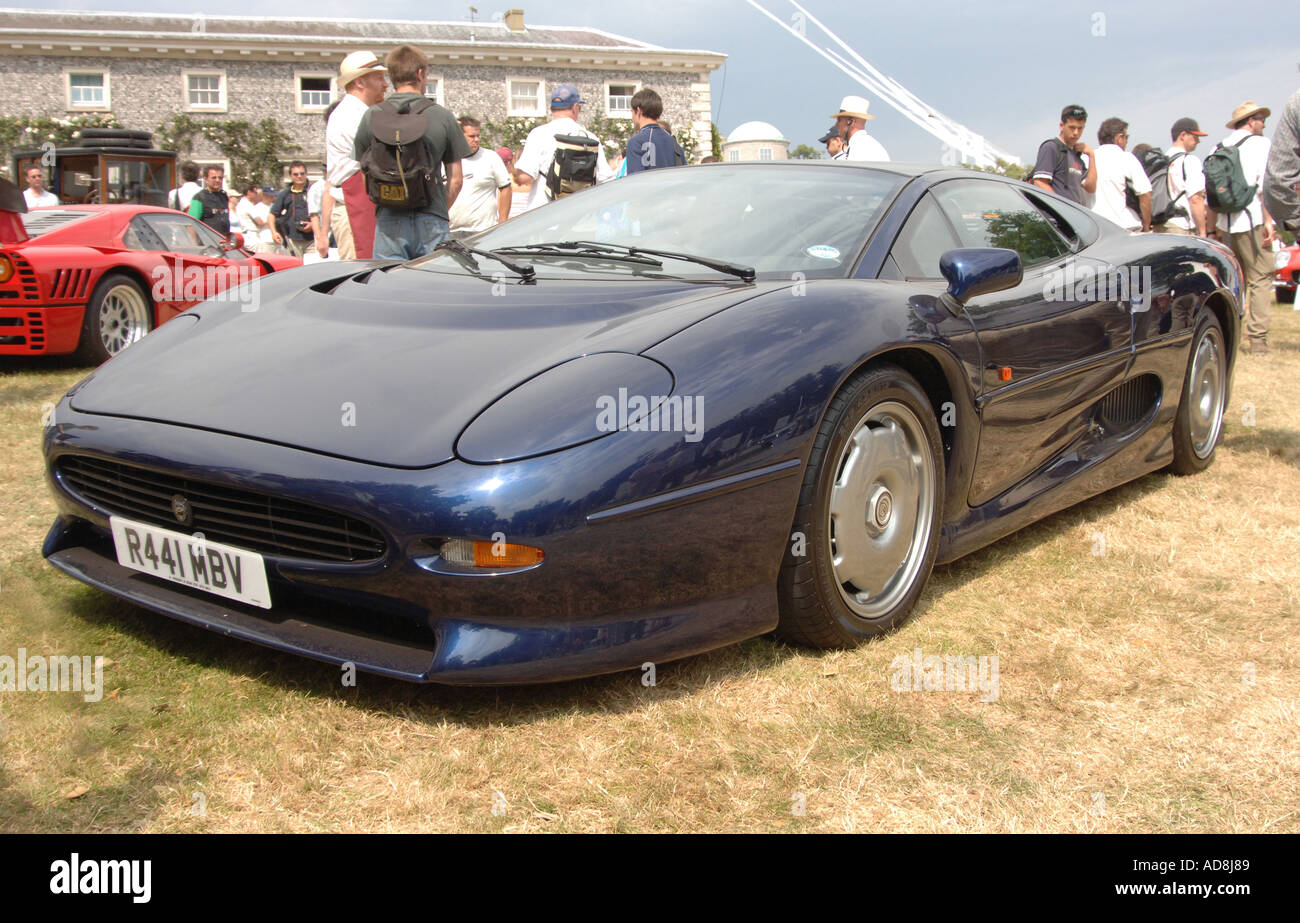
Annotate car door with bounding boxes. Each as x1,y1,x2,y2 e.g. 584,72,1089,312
136,213,262,317
926,178,1132,507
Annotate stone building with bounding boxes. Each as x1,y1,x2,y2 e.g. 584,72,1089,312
722,121,789,162
0,7,724,179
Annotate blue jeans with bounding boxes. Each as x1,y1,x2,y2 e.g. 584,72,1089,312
373,209,450,261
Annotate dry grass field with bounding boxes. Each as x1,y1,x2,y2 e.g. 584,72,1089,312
1,308,1296,833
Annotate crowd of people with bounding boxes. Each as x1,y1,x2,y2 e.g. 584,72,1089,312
169,46,692,264
1027,97,1300,356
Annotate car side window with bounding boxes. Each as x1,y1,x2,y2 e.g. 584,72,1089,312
141,213,224,255
124,216,166,252
930,179,1071,268
888,194,961,280
1023,190,1100,249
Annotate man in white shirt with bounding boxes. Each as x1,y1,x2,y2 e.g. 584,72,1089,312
23,167,59,208
1209,101,1276,354
167,161,200,212
1089,117,1151,231
830,95,890,162
1158,117,1208,236
234,184,273,252
516,84,613,212
325,50,388,259
449,116,511,239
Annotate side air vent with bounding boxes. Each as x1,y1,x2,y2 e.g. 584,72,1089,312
1094,374,1161,433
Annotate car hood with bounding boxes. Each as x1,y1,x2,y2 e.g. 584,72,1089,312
68,262,765,468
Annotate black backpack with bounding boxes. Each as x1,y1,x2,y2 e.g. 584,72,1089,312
361,98,440,210
1126,148,1187,224
545,133,600,201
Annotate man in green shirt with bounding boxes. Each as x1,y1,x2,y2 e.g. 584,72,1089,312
352,44,470,260
187,165,230,236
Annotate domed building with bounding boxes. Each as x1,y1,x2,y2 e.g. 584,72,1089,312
722,121,789,162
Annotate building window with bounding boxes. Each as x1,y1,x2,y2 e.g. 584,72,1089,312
507,79,544,117
295,72,336,113
759,147,774,161
66,71,109,109
605,82,638,118
727,150,740,162
184,71,226,111
424,75,444,106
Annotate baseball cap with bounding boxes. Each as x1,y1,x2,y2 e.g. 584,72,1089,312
1170,117,1207,141
550,84,586,109
818,125,840,144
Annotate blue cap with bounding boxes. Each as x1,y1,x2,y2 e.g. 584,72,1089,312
550,84,586,109
261,185,276,195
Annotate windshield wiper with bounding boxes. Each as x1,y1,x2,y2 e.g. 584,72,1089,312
491,241,664,270
437,238,535,283
495,240,756,283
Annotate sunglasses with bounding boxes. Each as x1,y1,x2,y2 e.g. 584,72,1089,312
1063,107,1087,120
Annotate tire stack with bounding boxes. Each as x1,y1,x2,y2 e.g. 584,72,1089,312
77,128,155,149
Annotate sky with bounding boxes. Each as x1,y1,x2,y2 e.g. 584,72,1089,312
25,0,1300,163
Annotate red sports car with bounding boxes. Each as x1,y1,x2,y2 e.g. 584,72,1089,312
0,204,301,364
1275,243,1299,303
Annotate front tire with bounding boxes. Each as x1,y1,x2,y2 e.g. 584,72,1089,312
777,365,944,648
1169,311,1226,475
78,274,153,365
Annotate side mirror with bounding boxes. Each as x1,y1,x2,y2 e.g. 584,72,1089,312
223,231,246,251
939,248,1022,307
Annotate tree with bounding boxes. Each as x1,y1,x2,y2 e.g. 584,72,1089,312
790,144,822,160
966,158,1031,181
710,122,723,161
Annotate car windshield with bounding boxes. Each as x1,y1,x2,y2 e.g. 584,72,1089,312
412,164,905,281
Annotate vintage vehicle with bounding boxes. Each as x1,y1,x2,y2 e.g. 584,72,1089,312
0,202,301,363
41,162,1241,684
1274,243,1299,303
12,129,176,207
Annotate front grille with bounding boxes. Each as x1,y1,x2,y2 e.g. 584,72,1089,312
56,455,387,563
26,311,44,350
11,254,39,300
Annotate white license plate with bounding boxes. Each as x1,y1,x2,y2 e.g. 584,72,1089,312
110,516,272,609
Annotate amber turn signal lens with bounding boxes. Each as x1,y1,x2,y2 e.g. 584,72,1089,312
0,255,13,284
439,538,544,568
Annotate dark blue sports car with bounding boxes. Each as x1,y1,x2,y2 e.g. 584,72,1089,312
41,162,1241,683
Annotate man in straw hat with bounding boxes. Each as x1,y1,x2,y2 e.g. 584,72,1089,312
1209,100,1275,354
831,95,889,162
326,50,388,259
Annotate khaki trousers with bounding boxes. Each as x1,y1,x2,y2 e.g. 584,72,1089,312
330,199,356,261
1228,225,1273,341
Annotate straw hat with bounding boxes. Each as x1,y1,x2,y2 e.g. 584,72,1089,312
1226,101,1270,129
339,51,387,89
830,95,874,121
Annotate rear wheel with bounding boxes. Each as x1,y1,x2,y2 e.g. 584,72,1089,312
1169,311,1226,475
777,365,944,648
77,274,152,365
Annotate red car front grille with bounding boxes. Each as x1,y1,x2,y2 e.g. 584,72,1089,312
10,254,39,300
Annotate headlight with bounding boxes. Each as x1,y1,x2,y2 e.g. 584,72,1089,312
456,352,674,463
1275,250,1292,270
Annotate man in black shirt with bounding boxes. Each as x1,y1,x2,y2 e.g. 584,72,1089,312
270,161,314,257
1032,105,1098,204
187,165,231,235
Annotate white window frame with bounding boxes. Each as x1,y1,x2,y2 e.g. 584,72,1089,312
294,70,337,114
759,147,774,161
65,69,110,111
183,69,227,112
506,77,546,118
424,73,445,106
604,81,640,120
727,150,740,163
